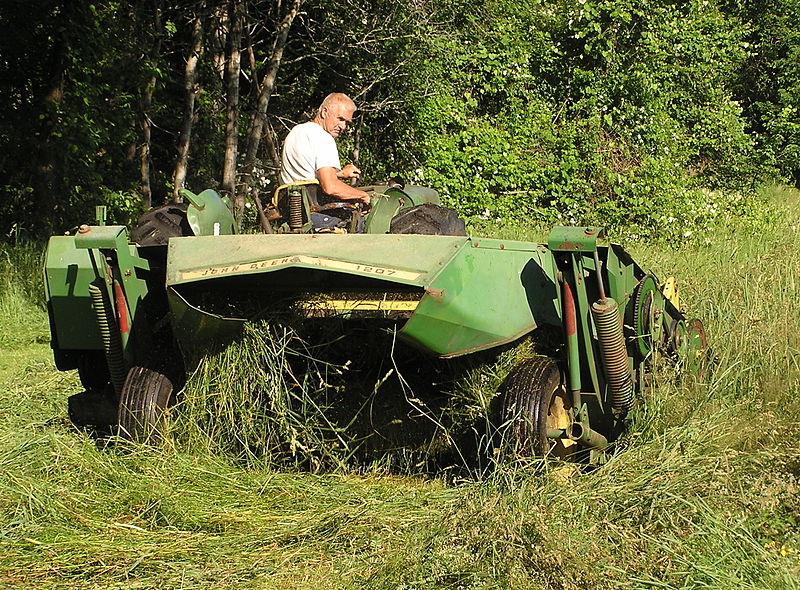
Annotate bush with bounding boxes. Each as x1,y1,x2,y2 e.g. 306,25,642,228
371,0,763,235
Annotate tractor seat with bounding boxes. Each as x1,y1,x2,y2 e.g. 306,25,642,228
270,181,363,233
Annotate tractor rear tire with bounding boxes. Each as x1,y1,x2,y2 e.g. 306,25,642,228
389,204,466,236
118,366,174,443
492,356,575,458
130,203,193,246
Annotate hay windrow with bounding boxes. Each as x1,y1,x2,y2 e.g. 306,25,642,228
171,318,555,472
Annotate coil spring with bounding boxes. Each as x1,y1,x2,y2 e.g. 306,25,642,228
89,283,126,394
288,190,303,230
591,297,634,414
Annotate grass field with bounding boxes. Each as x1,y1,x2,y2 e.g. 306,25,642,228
1,187,799,589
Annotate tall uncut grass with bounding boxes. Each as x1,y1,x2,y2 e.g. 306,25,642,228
0,242,48,349
0,186,798,588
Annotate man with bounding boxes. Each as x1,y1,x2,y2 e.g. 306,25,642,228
280,93,371,207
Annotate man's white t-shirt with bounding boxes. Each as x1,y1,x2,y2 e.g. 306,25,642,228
280,121,341,185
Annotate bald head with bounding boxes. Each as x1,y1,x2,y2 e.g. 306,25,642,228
314,93,356,138
318,93,356,116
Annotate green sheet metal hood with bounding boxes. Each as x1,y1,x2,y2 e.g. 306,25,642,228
167,234,464,287
166,234,561,358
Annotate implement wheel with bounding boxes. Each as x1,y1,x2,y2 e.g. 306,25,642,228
118,367,174,443
493,357,576,458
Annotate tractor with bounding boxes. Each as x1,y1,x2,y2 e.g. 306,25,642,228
45,182,708,462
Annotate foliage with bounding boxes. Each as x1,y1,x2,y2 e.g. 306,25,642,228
729,0,800,185
383,0,761,236
0,2,145,236
0,0,797,240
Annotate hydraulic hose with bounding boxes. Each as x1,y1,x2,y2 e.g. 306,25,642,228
591,297,634,414
88,283,126,394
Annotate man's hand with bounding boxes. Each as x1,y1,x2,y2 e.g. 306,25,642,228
338,164,361,180
317,166,370,203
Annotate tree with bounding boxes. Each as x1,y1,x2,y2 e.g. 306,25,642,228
237,0,304,212
728,0,800,185
0,0,793,241
221,0,243,206
138,0,165,210
172,4,206,203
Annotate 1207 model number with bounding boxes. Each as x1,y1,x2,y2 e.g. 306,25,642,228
354,265,396,276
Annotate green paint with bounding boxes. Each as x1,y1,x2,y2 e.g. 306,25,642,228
548,226,606,252
181,188,238,236
44,236,104,350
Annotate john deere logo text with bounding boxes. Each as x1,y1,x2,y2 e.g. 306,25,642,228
180,255,422,282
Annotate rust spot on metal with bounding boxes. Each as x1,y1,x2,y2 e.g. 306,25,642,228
425,286,444,298
563,282,577,337
499,243,505,250
555,242,582,250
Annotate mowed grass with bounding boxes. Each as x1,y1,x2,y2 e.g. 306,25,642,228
1,186,799,589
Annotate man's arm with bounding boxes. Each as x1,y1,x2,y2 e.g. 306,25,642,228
317,167,371,204
337,164,361,181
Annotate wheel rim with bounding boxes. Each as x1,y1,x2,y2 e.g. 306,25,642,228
686,319,710,377
667,318,689,357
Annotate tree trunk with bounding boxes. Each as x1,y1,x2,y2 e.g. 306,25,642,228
140,0,164,210
351,113,362,169
263,118,281,174
32,1,70,234
172,8,205,203
237,0,302,207
209,2,228,81
221,0,242,210
140,78,155,210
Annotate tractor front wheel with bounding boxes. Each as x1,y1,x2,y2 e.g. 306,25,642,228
493,357,576,458
118,366,175,443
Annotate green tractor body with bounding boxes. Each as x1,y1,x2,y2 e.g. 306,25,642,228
45,186,707,459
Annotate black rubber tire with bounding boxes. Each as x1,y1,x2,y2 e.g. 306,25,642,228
118,366,174,443
130,203,193,246
389,204,466,236
492,356,571,457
